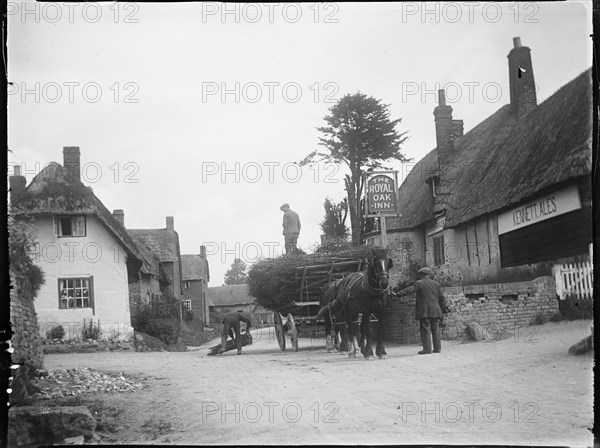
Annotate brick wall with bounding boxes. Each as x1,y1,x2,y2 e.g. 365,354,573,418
384,276,559,343
10,274,44,404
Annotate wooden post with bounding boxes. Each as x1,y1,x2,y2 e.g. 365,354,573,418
380,215,388,248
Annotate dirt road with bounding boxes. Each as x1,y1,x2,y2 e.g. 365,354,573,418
43,320,593,446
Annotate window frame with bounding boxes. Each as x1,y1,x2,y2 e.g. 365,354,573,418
182,300,192,311
184,281,191,289
58,276,94,313
433,234,445,266
54,215,87,237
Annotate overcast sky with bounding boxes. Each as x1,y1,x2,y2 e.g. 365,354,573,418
8,1,592,286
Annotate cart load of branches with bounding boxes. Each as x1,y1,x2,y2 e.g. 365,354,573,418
248,245,387,310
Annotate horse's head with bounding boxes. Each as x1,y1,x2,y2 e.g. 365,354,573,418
367,255,394,290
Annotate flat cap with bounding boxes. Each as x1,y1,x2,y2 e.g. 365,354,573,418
418,267,433,276
280,203,290,210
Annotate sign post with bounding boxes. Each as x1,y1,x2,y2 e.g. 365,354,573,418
364,171,399,248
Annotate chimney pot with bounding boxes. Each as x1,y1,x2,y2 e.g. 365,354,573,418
507,37,537,119
438,90,446,106
63,146,81,183
9,169,27,204
113,209,125,227
166,216,174,230
200,245,206,258
513,36,522,48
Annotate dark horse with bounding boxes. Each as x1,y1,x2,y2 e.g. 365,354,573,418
318,278,349,352
317,253,393,359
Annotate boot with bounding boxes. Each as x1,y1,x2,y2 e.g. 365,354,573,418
237,349,242,355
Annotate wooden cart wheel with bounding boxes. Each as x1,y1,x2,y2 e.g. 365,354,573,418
273,312,286,351
287,314,299,352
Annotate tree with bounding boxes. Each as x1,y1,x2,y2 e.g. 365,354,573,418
320,197,348,240
223,258,248,285
301,92,409,244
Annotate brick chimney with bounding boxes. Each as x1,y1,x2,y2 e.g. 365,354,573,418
9,165,27,204
433,90,463,151
113,209,125,227
63,146,81,183
166,216,174,231
507,36,537,119
200,245,206,258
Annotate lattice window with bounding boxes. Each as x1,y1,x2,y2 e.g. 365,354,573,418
59,277,93,309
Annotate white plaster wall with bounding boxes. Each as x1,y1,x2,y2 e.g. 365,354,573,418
32,215,132,341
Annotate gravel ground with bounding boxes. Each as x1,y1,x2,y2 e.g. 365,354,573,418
42,319,594,446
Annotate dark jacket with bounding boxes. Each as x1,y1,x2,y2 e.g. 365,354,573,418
282,210,301,235
222,312,252,327
396,277,445,320
414,278,444,320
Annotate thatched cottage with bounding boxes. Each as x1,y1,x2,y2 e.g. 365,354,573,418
207,284,255,315
365,38,593,341
181,247,210,323
128,216,184,301
9,148,143,341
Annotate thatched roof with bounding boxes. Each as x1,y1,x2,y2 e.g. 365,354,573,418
391,68,592,230
208,284,253,307
131,235,163,278
127,228,180,262
181,254,210,282
14,163,142,263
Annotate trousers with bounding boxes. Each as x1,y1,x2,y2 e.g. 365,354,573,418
419,318,441,353
222,320,241,351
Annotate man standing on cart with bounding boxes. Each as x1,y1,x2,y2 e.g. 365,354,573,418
280,203,301,254
218,310,253,355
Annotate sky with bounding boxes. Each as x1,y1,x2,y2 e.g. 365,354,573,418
8,1,593,286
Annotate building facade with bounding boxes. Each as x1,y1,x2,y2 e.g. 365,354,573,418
365,38,593,340
10,148,143,341
181,246,210,324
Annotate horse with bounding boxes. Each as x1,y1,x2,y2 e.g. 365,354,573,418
317,278,349,352
317,252,393,360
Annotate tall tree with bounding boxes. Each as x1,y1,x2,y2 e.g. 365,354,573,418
223,258,248,285
320,197,348,240
301,93,409,244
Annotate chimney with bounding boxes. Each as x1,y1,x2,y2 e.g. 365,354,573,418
9,165,27,204
166,216,174,231
507,36,537,119
113,209,125,227
200,245,206,258
434,90,463,151
63,146,81,183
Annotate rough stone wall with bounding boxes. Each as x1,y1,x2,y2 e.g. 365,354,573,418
10,274,44,404
384,276,559,343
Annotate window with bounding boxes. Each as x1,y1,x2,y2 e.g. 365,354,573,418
182,300,192,310
54,216,86,237
433,234,445,266
184,281,191,288
59,277,93,309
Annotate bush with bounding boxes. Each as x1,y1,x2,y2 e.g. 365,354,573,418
131,292,180,334
46,325,65,341
9,212,45,298
147,318,180,345
394,258,425,292
558,296,593,320
183,309,194,323
82,319,102,340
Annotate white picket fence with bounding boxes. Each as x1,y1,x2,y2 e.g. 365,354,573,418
554,261,594,300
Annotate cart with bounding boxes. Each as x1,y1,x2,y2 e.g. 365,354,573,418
270,258,365,352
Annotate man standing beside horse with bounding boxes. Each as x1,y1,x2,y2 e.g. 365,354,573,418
395,267,446,355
